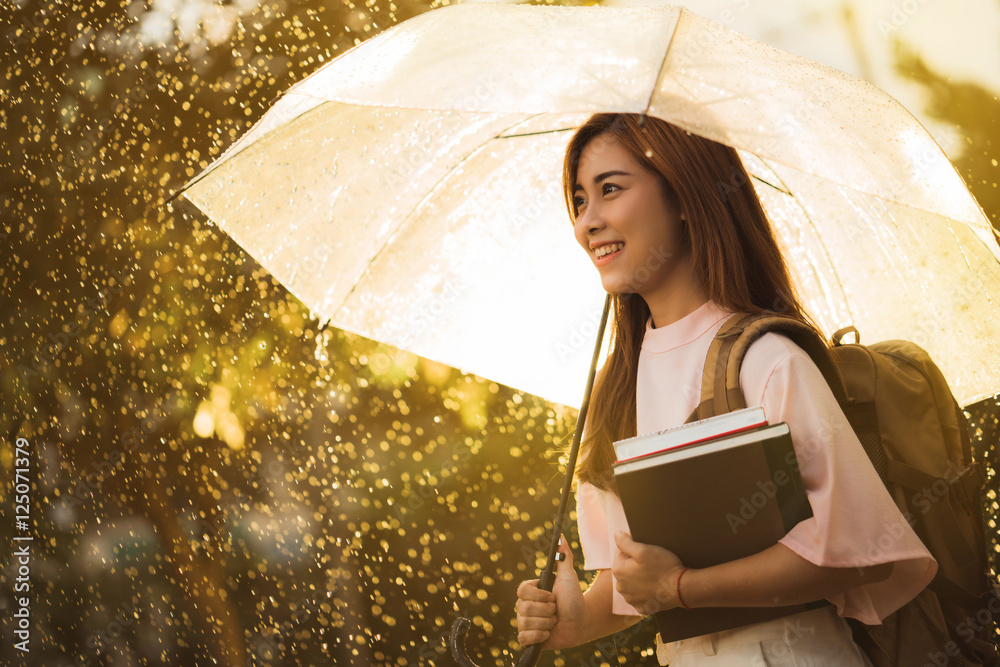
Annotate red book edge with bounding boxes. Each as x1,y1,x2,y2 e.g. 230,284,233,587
615,421,767,464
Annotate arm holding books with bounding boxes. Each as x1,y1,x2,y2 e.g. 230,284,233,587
515,535,642,649
608,334,934,633
612,531,892,613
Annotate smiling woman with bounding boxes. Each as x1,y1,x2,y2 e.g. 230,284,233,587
559,113,824,494
570,134,697,325
514,113,938,666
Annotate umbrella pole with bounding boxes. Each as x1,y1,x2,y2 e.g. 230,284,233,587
451,293,613,667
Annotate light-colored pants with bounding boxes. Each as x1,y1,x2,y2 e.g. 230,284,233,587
656,606,874,666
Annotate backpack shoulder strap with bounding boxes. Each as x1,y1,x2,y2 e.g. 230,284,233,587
690,312,850,421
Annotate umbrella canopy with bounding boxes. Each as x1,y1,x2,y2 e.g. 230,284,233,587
175,2,1000,408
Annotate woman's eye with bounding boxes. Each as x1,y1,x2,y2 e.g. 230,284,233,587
572,184,619,215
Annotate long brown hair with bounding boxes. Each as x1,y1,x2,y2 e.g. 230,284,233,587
563,113,822,493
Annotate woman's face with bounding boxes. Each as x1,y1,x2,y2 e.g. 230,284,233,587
572,133,688,298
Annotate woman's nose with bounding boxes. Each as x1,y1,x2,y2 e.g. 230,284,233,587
576,207,605,235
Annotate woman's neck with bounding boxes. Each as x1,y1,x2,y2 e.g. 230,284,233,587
645,295,711,330
642,270,711,330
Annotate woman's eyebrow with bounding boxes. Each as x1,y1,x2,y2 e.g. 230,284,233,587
573,170,631,192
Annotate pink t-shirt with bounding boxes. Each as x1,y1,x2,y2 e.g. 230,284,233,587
576,299,936,627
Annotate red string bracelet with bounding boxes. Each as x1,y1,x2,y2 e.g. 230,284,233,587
676,567,692,610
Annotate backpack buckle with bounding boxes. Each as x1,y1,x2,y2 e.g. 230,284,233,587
949,462,986,507
717,325,746,339
717,313,757,340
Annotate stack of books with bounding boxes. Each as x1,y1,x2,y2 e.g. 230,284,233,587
612,406,825,642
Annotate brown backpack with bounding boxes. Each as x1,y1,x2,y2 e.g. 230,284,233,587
691,312,998,666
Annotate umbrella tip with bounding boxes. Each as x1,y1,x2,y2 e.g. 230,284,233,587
638,113,648,128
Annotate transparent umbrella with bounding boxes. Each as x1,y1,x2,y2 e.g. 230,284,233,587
168,3,1000,665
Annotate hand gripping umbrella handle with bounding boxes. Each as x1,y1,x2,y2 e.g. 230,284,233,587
451,293,612,667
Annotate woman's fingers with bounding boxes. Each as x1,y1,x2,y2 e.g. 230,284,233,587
516,579,556,603
517,628,551,647
515,598,557,618
516,612,557,647
515,577,559,647
516,612,558,630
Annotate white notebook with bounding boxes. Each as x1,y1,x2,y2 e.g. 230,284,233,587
613,405,767,463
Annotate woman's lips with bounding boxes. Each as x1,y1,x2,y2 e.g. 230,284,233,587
595,245,623,266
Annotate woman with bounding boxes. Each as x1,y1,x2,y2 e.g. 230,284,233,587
514,113,937,665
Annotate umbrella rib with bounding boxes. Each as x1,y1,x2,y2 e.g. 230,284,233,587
645,67,809,174
499,127,577,139
748,174,790,195
945,220,999,305
756,146,990,229
656,71,992,232
642,7,685,117
642,12,784,117
865,203,919,317
757,157,856,327
661,69,992,232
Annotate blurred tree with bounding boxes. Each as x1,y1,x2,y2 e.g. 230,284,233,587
895,43,1000,232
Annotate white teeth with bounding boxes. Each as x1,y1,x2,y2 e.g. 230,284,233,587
595,242,624,258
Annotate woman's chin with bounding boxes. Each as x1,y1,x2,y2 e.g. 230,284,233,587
600,278,636,296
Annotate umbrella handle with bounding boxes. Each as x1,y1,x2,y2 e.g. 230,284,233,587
450,294,612,667
450,572,554,667
449,619,544,667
